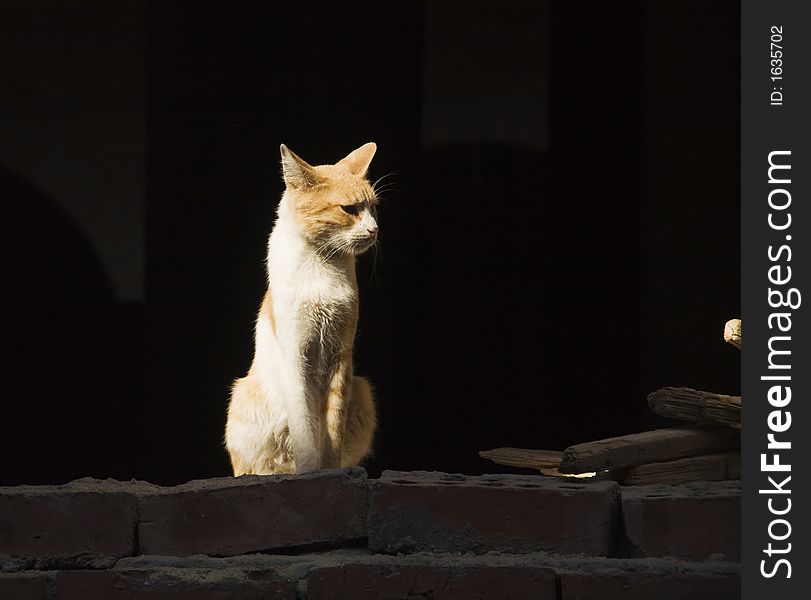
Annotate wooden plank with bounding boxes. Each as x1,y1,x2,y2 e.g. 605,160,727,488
479,448,562,470
558,427,740,474
620,451,741,485
538,468,599,479
648,387,741,428
479,448,599,478
724,318,741,349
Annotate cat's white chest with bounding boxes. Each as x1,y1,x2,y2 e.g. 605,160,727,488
295,265,356,350
296,262,355,307
265,215,358,383
269,234,356,358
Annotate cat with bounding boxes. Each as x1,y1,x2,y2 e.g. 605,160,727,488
225,143,379,475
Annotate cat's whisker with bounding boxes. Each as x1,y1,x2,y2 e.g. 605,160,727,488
371,171,399,191
374,187,400,199
373,187,395,199
372,181,399,195
368,238,382,286
371,173,401,199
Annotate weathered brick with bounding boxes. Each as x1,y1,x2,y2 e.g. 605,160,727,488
621,481,740,560
138,467,368,556
369,471,620,555
306,562,557,600
0,572,48,600
0,479,148,560
561,568,740,600
56,567,295,600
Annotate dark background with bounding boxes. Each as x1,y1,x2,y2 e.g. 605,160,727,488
1,0,739,486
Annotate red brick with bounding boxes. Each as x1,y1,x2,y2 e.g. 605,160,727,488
56,568,295,600
369,471,620,555
621,481,740,560
138,467,367,556
0,572,48,600
0,479,146,559
561,568,740,600
307,562,557,600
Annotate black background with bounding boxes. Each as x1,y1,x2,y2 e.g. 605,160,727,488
1,0,740,486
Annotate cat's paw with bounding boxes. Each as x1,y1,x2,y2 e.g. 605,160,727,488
293,457,318,474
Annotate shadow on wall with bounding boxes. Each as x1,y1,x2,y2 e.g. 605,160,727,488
0,167,145,486
1,167,113,303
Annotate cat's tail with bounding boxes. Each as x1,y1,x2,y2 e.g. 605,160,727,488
343,376,377,466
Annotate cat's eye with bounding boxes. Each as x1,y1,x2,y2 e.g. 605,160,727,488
341,204,360,216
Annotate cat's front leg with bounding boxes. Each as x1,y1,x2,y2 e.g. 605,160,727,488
284,381,320,473
275,328,321,473
322,352,352,469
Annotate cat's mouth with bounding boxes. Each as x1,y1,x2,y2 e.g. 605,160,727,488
352,237,377,254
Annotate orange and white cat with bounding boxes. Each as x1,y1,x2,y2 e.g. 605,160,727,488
225,143,379,475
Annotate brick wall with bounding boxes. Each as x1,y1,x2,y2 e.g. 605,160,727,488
0,469,740,599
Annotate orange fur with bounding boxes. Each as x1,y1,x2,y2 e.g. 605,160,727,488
288,166,376,241
258,289,275,335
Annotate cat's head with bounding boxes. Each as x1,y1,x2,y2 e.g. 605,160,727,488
280,143,379,256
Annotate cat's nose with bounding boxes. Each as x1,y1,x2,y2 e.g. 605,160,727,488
367,227,378,237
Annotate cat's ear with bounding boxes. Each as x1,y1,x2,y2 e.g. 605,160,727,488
280,144,322,189
337,142,377,177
